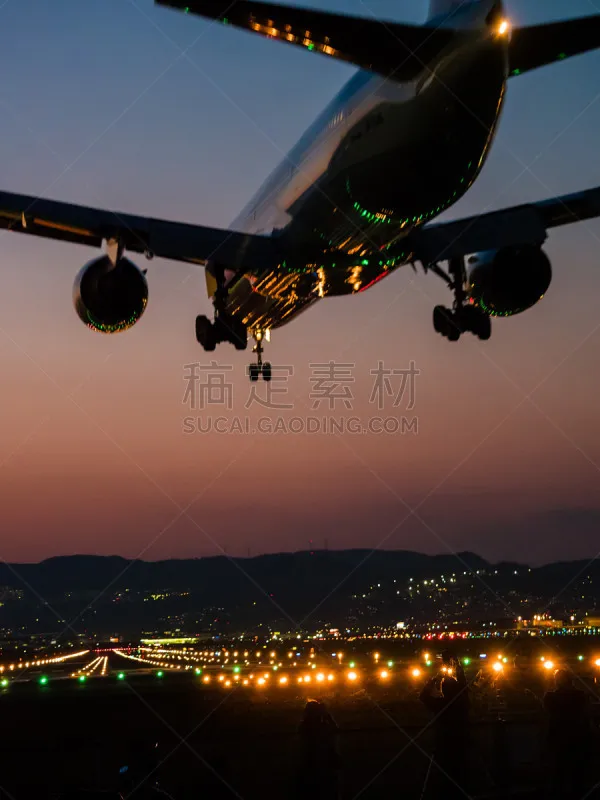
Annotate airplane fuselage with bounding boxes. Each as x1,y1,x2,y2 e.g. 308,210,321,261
221,28,509,333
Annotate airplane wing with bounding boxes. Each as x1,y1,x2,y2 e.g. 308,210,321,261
509,15,600,77
155,0,455,79
0,190,278,271
410,185,600,265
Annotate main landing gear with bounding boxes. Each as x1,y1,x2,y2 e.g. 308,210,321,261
430,257,491,342
195,265,247,352
248,332,271,382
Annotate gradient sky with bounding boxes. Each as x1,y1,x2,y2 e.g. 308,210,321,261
0,0,599,565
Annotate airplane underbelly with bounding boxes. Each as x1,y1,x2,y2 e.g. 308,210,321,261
225,271,319,332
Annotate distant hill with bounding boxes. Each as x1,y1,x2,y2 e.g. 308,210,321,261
0,550,598,638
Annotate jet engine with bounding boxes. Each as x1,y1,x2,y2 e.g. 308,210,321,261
466,245,552,317
73,255,148,333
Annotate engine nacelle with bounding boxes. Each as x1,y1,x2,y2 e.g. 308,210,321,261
467,245,552,317
73,255,148,333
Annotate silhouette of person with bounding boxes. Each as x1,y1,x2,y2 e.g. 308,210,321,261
420,655,469,799
296,700,340,799
543,669,592,799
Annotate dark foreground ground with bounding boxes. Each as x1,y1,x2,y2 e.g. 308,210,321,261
2,665,600,799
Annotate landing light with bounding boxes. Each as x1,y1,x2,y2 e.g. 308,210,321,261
498,19,510,36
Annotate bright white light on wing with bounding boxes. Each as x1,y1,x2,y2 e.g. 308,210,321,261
498,20,510,36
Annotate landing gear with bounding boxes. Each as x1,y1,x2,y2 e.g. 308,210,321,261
430,257,491,342
195,265,248,352
248,332,271,382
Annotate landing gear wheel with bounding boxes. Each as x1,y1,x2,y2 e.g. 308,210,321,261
459,305,491,341
262,362,272,382
433,305,446,334
429,257,492,343
475,313,491,341
231,318,248,351
195,315,216,351
447,322,460,342
434,306,460,340
249,364,260,382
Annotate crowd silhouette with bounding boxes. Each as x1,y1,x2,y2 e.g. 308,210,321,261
295,650,599,800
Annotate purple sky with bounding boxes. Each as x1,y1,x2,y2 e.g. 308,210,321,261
0,0,599,565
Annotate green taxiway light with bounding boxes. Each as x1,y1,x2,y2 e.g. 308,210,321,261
425,660,432,667
349,661,356,668
78,675,86,683
1,679,8,687
233,666,240,673
117,672,126,680
578,655,584,661
39,676,48,685
463,658,471,665
195,668,202,675
387,661,394,668
157,671,164,678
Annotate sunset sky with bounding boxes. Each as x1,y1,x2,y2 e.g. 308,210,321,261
0,0,599,565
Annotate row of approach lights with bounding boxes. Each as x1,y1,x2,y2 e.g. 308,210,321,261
5,652,600,691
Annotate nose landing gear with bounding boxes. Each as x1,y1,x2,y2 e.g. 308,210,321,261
430,257,491,341
248,331,272,382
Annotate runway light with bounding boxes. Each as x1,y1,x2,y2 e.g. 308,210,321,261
411,668,421,678
0,679,7,687
257,677,265,686
577,655,584,662
157,671,164,678
492,662,503,673
380,670,389,680
117,672,125,680
39,676,48,685
78,675,86,683
347,671,357,682
316,673,325,682
543,661,554,671
594,658,600,667
349,662,356,669
279,676,288,685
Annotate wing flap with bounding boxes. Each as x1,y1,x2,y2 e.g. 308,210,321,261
155,0,454,78
409,185,600,264
0,191,278,270
509,15,600,77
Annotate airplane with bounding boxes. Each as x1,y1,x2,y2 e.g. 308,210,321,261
2,0,600,381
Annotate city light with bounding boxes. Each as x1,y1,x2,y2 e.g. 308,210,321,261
498,19,510,35
347,671,357,681
543,661,554,671
411,668,421,678
492,662,503,673
380,670,389,680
